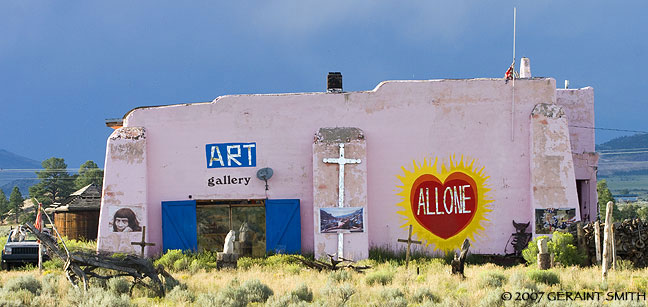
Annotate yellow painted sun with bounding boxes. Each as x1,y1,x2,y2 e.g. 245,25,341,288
396,155,493,251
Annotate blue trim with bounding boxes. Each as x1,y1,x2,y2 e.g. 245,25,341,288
161,200,198,252
265,199,301,254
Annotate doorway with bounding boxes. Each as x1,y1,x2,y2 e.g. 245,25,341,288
196,199,266,257
576,180,590,221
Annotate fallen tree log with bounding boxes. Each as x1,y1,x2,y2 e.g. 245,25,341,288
291,254,370,272
24,222,175,297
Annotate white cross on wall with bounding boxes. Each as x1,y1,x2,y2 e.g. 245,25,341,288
323,143,361,259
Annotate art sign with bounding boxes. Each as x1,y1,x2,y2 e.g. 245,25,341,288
205,142,256,168
319,207,364,233
535,208,576,234
397,156,492,251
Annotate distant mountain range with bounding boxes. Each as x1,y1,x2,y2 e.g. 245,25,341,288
0,149,41,197
596,134,648,177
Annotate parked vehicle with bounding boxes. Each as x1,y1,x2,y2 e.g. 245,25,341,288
1,227,49,270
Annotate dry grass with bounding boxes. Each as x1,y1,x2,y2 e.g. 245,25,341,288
1,260,648,306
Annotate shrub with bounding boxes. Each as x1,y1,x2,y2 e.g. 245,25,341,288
210,278,273,307
376,288,407,307
41,274,62,295
32,294,59,307
3,275,42,295
479,271,508,288
265,254,298,266
195,293,220,306
412,287,438,303
240,279,274,303
0,289,35,307
478,290,504,307
522,235,547,264
527,270,560,286
365,270,394,286
509,271,538,291
265,294,308,307
163,275,182,292
549,232,587,266
107,277,131,295
633,276,648,293
522,232,586,266
368,246,429,264
284,263,302,275
166,286,196,303
214,280,247,307
189,259,206,273
154,249,184,271
237,257,264,270
290,283,313,302
64,287,131,307
617,259,635,271
43,257,64,270
323,282,356,306
173,257,190,271
329,270,351,283
63,238,97,253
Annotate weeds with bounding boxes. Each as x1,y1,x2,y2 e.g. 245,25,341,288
412,287,438,303
240,279,274,303
527,269,560,286
365,269,394,286
479,271,508,288
0,247,647,306
290,283,313,302
166,286,196,303
375,288,407,307
3,275,42,295
329,269,351,283
107,277,131,295
64,286,130,307
322,282,356,306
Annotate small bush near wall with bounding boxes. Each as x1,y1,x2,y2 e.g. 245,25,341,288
522,231,586,266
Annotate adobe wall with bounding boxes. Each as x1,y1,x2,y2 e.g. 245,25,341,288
98,77,594,257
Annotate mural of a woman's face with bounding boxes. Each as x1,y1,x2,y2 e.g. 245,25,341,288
112,208,142,232
115,217,130,232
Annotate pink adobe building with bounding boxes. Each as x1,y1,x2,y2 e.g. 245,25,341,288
98,69,598,259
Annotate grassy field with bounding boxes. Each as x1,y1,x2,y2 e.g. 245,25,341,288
602,175,648,199
1,254,647,306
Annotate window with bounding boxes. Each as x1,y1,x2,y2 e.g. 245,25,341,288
196,199,266,257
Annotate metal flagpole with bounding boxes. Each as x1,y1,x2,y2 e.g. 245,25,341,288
511,7,517,142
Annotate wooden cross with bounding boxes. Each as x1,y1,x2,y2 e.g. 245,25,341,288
397,225,422,268
323,143,361,259
131,226,155,258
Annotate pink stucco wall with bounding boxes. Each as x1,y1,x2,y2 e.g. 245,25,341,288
556,88,599,221
98,77,597,257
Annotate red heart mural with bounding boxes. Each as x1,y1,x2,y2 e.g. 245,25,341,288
410,172,478,239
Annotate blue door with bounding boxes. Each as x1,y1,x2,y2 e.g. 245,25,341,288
265,199,301,254
161,200,198,252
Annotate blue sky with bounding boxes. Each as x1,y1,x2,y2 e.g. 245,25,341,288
1,1,646,168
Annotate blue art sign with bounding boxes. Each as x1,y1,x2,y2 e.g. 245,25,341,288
205,142,256,168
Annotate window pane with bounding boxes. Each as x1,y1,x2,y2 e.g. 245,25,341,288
196,206,230,252
232,206,266,257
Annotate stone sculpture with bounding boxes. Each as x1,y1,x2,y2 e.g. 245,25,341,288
223,230,235,254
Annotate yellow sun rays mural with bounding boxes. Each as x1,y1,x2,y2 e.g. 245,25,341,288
396,155,493,251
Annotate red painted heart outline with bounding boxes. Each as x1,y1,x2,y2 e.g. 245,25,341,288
410,172,478,239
